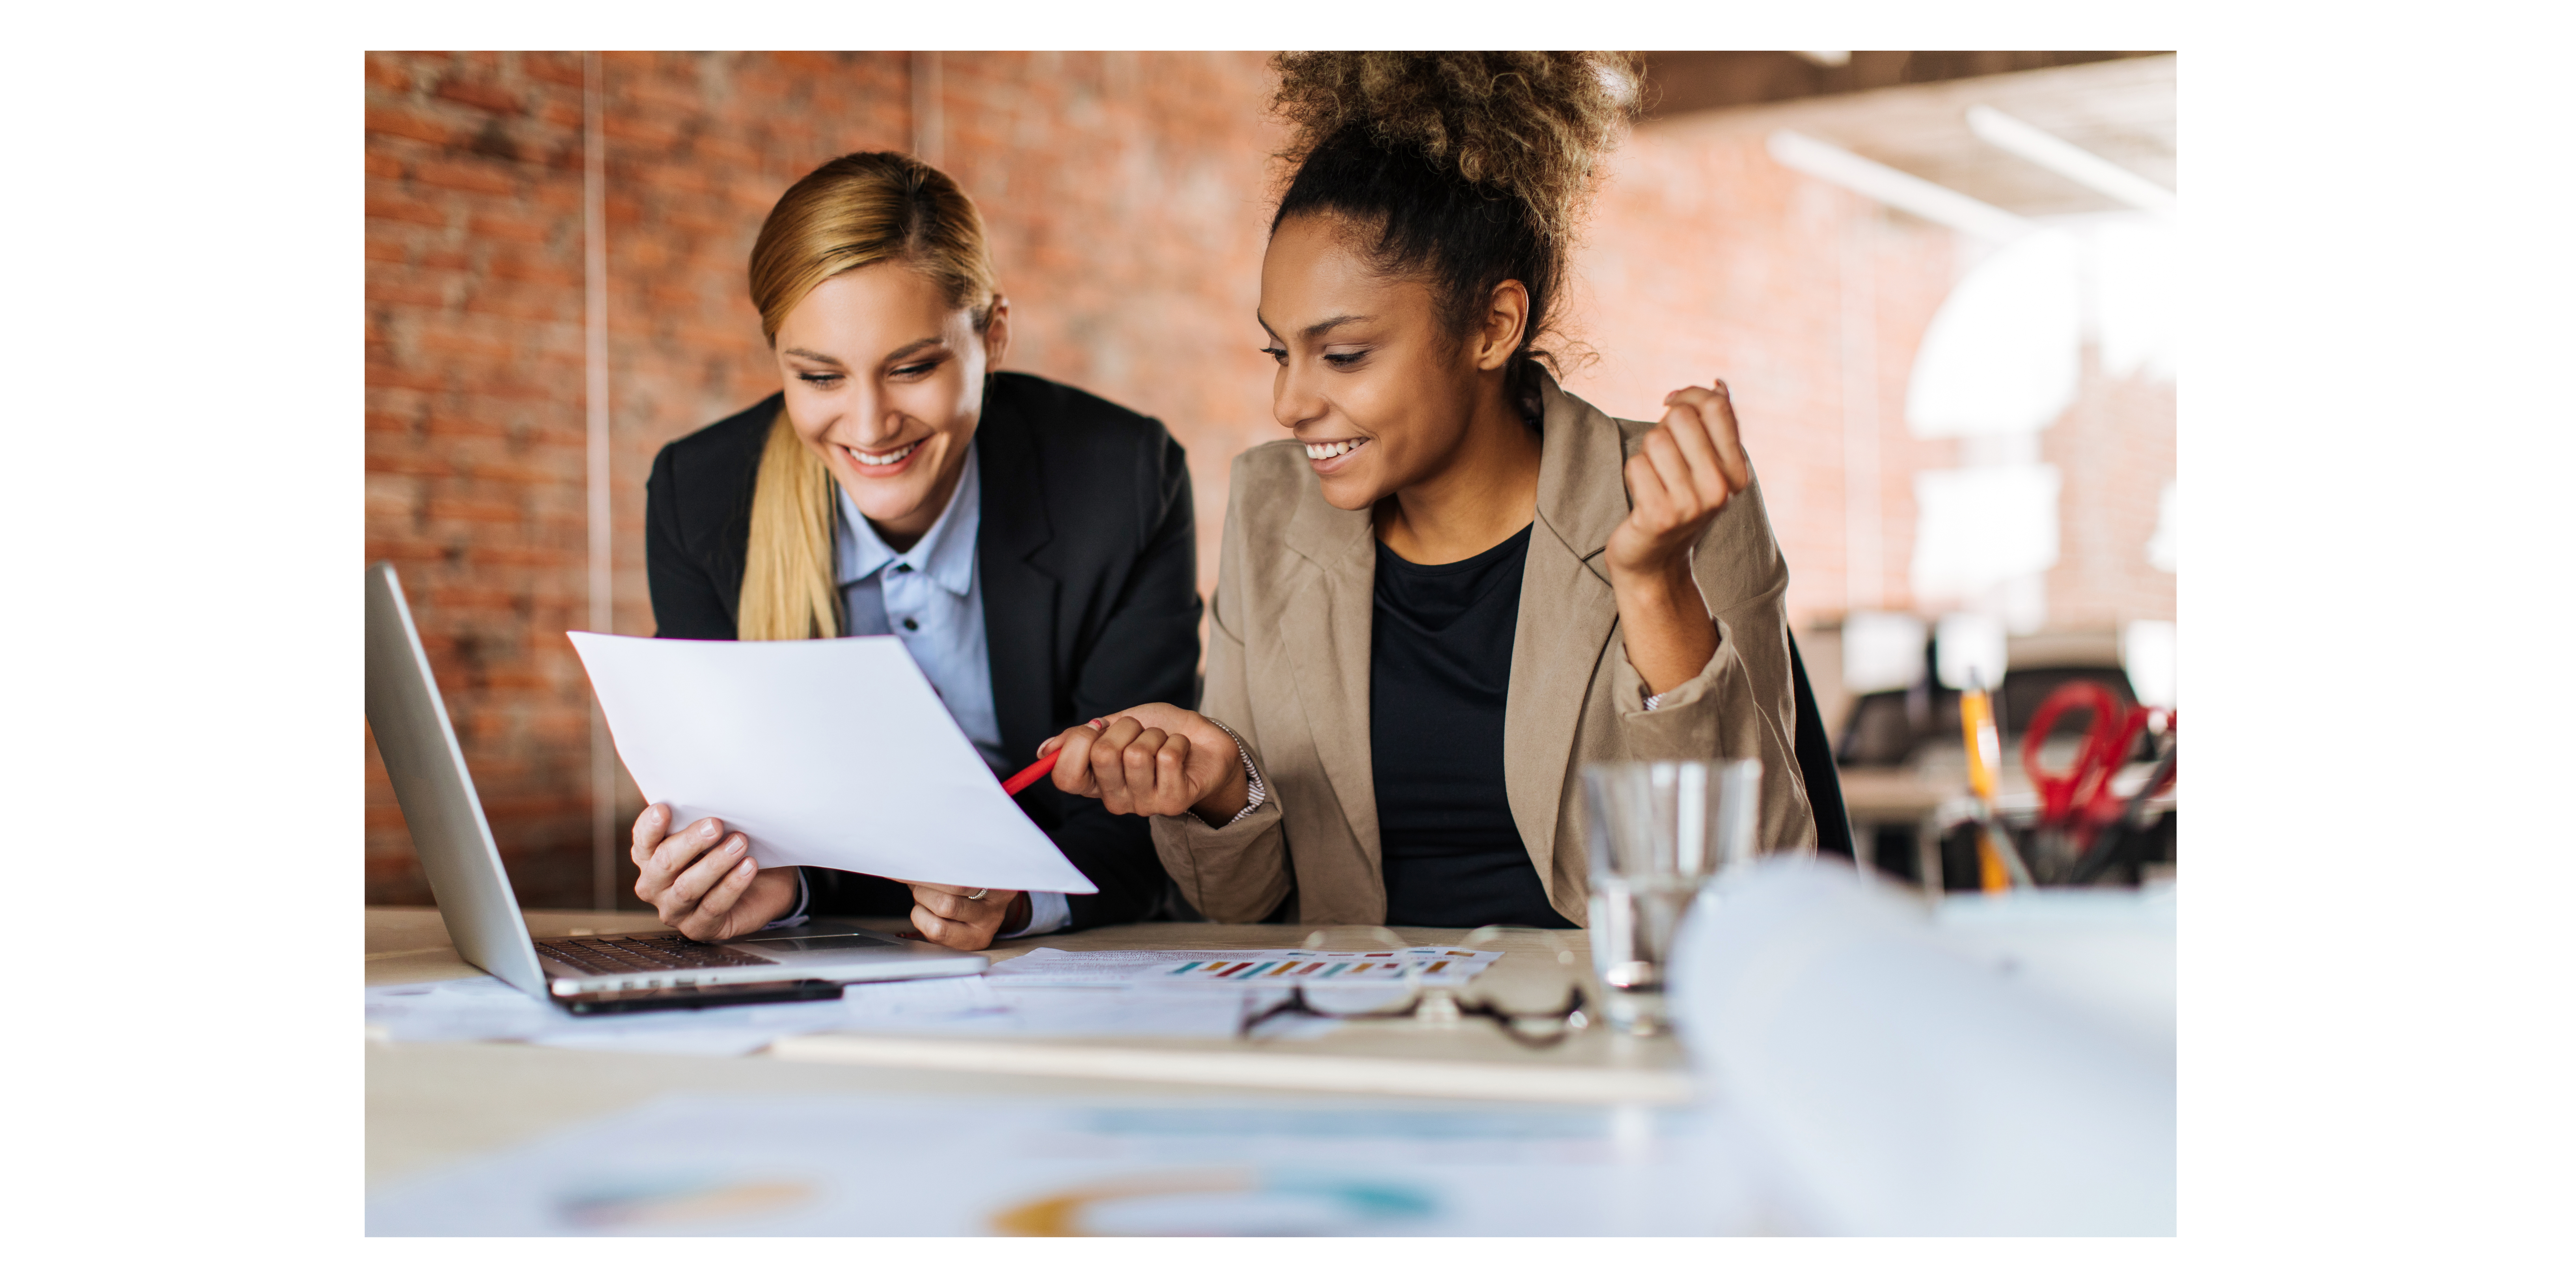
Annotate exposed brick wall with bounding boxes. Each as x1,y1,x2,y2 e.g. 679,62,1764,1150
365,51,592,907
365,52,2174,908
2046,362,2178,629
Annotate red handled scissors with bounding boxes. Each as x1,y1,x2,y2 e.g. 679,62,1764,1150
2022,681,2161,844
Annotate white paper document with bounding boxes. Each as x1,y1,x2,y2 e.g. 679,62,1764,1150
364,972,1327,1049
988,945,1501,988
365,974,1010,1057
568,632,1095,894
973,986,1333,1038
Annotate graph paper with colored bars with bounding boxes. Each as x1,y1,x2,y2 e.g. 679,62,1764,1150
987,947,1502,989
1154,948,1499,986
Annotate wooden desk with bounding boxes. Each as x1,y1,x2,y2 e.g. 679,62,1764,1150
367,908,1693,1186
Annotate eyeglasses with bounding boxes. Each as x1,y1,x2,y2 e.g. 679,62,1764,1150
1234,926,1592,1049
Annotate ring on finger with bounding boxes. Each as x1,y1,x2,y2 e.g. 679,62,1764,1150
965,889,989,902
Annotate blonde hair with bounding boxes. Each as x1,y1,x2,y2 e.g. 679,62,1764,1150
735,152,1001,641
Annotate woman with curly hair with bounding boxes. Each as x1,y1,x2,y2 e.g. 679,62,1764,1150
1044,52,1818,928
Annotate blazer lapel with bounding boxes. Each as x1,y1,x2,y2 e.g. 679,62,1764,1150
974,408,1058,764
1504,377,1632,893
1280,484,1383,877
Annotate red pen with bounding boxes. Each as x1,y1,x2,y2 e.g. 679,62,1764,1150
1001,719,1104,796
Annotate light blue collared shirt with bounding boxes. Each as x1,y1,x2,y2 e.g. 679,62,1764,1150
775,451,1069,938
835,451,1006,774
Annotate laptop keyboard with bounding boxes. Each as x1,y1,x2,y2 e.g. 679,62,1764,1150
536,934,776,976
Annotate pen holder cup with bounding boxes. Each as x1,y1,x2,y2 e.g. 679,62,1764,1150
1580,759,1761,1036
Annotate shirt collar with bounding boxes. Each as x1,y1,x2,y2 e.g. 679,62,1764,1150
835,448,981,595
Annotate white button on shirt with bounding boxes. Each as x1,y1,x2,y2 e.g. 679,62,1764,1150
793,451,1069,938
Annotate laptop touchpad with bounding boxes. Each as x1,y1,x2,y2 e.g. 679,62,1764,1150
742,922,891,953
747,933,901,954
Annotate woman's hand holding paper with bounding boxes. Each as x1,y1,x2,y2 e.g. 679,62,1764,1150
1042,704,1250,826
630,802,801,941
631,804,1037,949
904,883,1030,949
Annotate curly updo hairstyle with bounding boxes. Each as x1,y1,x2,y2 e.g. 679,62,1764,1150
1270,52,1640,419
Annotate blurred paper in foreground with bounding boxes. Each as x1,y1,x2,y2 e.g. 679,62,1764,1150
368,1094,1757,1235
569,633,1096,894
1671,861,2175,1235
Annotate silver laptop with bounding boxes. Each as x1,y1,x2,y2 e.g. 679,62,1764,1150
365,561,986,1005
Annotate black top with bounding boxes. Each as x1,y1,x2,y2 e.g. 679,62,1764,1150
644,372,1202,931
1369,525,1575,929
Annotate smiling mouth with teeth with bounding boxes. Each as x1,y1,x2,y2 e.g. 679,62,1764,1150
1304,439,1364,461
849,440,922,467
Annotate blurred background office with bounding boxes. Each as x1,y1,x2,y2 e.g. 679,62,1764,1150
364,50,2176,909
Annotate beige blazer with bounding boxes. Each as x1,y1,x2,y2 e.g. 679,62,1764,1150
1151,376,1817,925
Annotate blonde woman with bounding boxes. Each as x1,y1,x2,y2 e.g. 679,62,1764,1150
1044,53,1820,928
631,152,1200,948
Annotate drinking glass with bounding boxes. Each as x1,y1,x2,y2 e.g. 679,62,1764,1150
1580,759,1761,1035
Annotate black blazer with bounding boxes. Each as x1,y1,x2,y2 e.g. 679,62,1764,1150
644,371,1202,931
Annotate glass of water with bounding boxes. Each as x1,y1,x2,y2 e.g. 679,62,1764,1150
1580,759,1761,1035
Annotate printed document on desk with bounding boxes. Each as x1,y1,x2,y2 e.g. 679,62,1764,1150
568,633,1095,894
990,946,1502,987
365,973,1320,1045
366,974,1009,1057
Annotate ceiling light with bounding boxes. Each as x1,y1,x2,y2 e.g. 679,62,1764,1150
1767,129,2035,244
1966,106,2176,217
